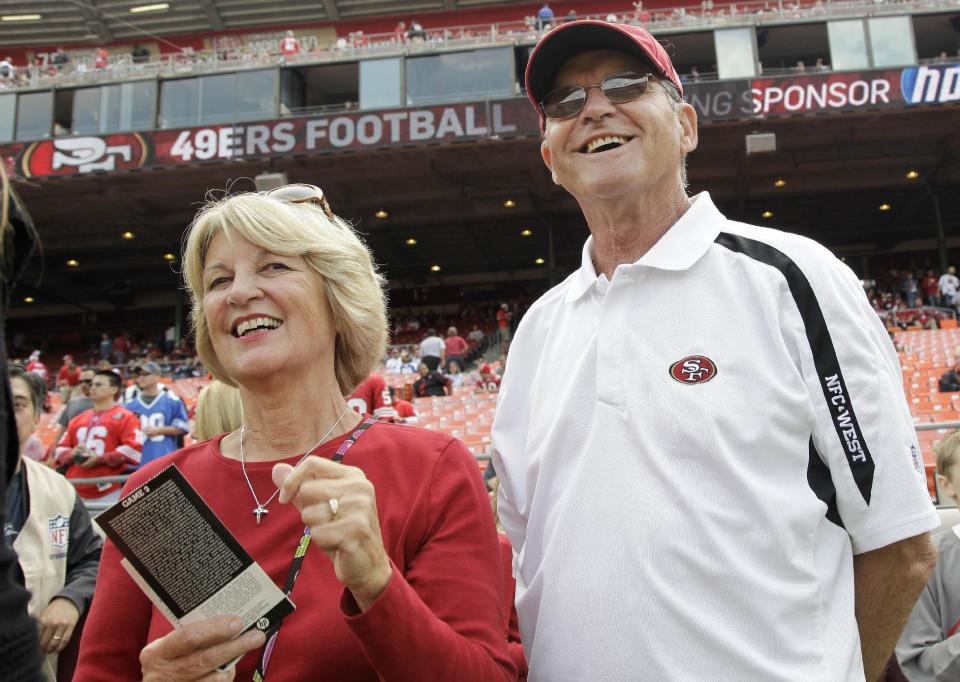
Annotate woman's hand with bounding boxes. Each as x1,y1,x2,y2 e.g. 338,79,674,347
139,616,265,682
273,458,393,610
38,597,80,653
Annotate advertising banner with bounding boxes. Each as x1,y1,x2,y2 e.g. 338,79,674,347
7,99,541,179
3,64,956,179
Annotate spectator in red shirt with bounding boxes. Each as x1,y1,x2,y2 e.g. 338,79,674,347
112,334,130,366
393,21,407,43
94,48,108,69
475,364,501,394
57,354,81,404
444,326,469,371
923,270,941,307
280,30,300,62
496,303,512,353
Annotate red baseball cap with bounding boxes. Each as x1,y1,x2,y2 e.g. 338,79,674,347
525,20,683,131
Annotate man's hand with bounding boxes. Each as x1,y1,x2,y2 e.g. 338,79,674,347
855,532,937,681
37,597,80,654
140,616,265,682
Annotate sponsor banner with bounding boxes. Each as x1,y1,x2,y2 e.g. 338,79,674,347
8,100,540,179
4,65,959,179
748,70,902,116
901,64,960,105
686,80,754,121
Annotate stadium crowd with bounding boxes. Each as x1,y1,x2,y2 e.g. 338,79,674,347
3,0,957,94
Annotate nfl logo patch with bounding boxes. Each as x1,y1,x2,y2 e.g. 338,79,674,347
48,515,69,550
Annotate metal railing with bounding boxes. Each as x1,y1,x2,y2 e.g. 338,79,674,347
1,0,956,93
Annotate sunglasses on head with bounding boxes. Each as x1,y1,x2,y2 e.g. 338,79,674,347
540,71,657,120
263,183,335,220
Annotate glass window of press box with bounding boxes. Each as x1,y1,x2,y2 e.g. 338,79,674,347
0,95,15,142
714,28,758,80
827,20,870,70
757,24,831,74
281,62,359,115
868,16,916,67
405,47,515,106
55,81,156,136
160,70,277,127
15,91,53,141
359,58,402,110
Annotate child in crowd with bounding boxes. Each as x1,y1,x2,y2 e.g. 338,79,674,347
897,431,960,679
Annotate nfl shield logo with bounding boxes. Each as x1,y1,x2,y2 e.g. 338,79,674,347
48,515,69,550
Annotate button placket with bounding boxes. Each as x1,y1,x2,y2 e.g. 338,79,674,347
595,268,635,408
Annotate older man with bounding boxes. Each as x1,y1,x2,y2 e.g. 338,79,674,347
491,20,938,681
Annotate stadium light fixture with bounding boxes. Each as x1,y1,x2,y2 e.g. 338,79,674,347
773,179,786,188
163,253,176,262
520,228,533,237
66,259,80,267
405,238,417,246
375,210,388,219
503,199,516,208
535,257,545,265
23,297,34,303
430,264,441,272
879,203,891,212
1,14,42,22
761,211,774,219
130,3,169,13
122,231,135,240
906,170,920,180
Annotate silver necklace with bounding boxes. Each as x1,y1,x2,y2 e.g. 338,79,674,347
240,405,351,525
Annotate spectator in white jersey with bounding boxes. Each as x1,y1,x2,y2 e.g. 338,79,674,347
419,328,445,371
492,20,938,681
940,266,960,307
123,361,188,467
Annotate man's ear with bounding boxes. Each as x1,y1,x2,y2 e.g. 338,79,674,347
541,139,554,175
678,102,698,154
541,139,561,186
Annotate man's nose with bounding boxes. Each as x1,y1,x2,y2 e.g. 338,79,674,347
579,84,616,121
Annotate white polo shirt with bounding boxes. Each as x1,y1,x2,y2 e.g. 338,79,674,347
491,192,938,681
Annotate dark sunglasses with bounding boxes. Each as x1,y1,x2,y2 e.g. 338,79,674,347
263,183,335,220
540,72,656,120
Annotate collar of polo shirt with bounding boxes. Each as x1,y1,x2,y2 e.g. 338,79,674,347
565,192,724,304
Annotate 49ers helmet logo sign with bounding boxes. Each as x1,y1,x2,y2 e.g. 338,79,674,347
669,355,717,384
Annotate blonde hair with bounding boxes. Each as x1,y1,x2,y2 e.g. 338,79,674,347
936,431,960,477
182,190,388,394
193,380,244,441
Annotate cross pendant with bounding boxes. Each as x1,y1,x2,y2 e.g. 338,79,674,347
253,505,269,525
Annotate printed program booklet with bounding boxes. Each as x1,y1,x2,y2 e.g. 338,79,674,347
96,465,295,648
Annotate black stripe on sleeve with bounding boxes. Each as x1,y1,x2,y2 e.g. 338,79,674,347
715,232,876,504
807,438,844,529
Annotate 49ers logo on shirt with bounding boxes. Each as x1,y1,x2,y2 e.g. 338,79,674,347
669,355,717,384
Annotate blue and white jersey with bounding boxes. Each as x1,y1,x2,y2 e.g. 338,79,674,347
124,390,189,467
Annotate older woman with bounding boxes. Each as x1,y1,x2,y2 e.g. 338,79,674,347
74,185,516,681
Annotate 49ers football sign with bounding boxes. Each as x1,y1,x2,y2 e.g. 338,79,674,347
12,99,536,179
17,133,150,178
